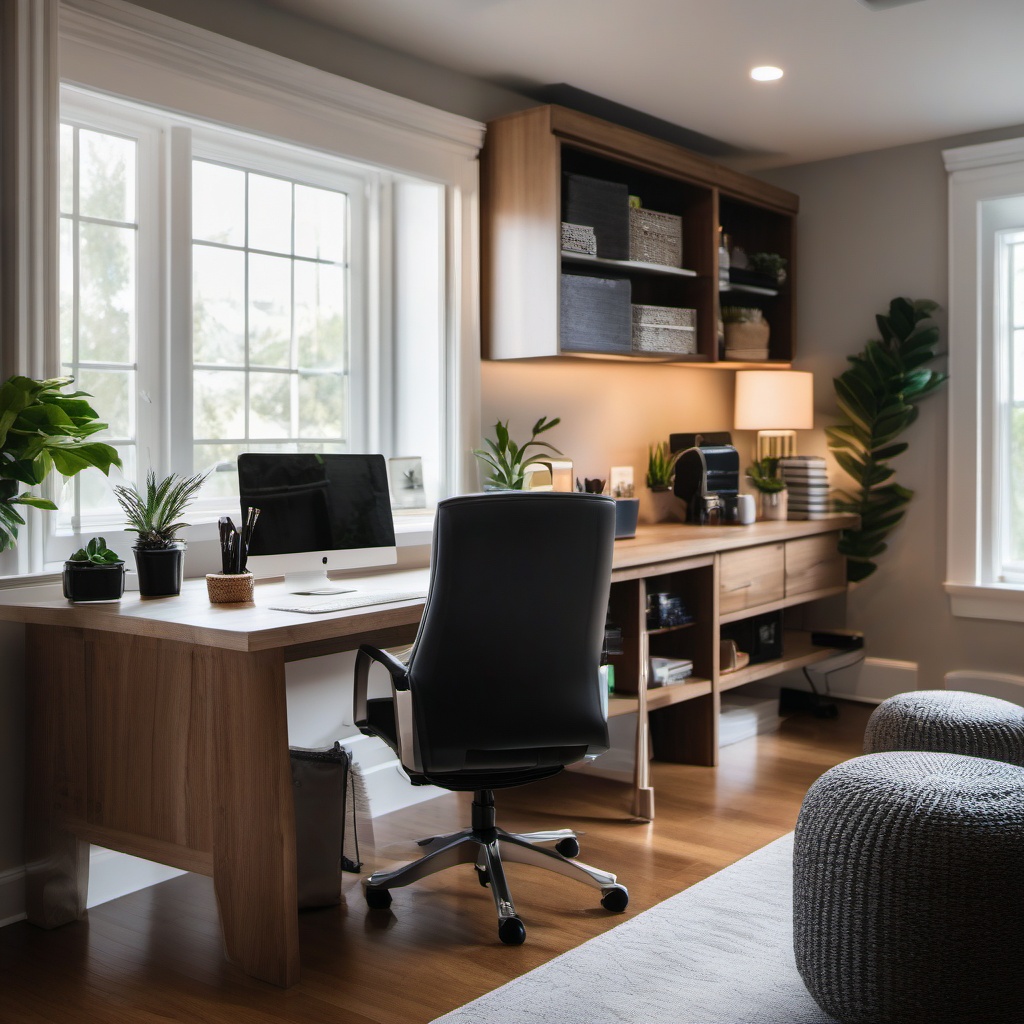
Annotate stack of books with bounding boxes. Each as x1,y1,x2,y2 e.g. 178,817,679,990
649,657,694,687
779,455,830,519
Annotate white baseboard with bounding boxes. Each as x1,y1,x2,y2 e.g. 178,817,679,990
0,865,26,928
764,656,919,705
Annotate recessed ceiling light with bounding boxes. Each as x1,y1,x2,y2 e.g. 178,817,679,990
751,66,784,82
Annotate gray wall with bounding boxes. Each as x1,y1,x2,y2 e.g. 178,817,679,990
762,125,1024,687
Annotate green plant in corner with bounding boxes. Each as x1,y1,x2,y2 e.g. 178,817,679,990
67,536,122,566
828,297,948,583
472,416,561,490
746,457,786,493
114,470,207,549
646,442,681,490
0,376,121,550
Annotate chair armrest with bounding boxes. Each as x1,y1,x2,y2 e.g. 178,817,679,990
353,644,409,728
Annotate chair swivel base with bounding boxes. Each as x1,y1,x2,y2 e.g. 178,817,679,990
363,790,629,945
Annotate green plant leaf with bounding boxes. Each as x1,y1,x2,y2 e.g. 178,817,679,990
826,423,870,449
846,559,878,583
13,494,58,511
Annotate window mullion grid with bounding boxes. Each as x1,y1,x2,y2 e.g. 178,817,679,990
71,125,82,529
291,182,299,443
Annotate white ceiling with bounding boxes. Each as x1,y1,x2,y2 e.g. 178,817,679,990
264,0,1024,169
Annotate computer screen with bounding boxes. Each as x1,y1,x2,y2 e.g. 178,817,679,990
238,452,397,593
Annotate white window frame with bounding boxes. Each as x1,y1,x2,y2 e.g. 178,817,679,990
944,136,1024,621
46,0,483,573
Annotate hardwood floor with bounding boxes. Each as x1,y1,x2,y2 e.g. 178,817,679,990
0,701,872,1023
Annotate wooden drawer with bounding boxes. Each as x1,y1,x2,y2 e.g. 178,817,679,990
785,534,845,598
719,544,784,615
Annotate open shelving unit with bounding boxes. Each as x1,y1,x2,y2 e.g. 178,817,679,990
481,104,799,365
601,518,856,820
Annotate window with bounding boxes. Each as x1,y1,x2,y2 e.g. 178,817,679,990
945,138,1024,620
52,86,451,565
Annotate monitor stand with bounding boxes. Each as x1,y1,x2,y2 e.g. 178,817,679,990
285,570,355,597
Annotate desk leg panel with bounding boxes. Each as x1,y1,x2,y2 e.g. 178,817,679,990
196,646,299,988
24,625,90,928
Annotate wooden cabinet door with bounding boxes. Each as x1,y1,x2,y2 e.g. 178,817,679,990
718,544,785,615
785,534,845,598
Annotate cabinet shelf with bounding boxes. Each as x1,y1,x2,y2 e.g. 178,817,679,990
562,251,699,279
647,620,696,636
482,105,798,363
718,631,847,692
720,282,779,297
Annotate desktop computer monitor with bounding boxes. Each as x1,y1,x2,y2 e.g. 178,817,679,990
238,452,397,594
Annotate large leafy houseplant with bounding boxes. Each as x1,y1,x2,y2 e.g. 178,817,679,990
473,416,561,490
828,297,947,583
0,376,120,550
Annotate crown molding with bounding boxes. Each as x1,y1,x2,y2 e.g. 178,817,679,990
59,0,485,161
943,136,1024,174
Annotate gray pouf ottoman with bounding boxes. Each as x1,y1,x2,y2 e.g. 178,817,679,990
793,751,1024,1024
864,688,1024,765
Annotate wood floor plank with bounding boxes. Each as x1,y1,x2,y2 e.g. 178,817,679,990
0,702,872,1023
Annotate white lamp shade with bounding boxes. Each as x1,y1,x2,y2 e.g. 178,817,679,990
734,370,814,431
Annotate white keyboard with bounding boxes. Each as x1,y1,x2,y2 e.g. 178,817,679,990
269,589,428,615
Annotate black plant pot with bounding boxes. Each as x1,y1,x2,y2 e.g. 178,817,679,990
62,562,126,602
133,543,185,597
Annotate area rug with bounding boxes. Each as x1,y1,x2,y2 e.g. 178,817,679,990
432,833,837,1024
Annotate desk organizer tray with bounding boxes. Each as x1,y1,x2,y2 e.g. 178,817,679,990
560,272,632,353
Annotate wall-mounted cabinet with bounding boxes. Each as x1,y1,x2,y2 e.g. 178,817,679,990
481,105,799,366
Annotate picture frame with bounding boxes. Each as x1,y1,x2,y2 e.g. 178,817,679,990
388,456,426,509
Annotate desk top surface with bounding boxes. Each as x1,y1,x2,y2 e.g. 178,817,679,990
0,517,854,652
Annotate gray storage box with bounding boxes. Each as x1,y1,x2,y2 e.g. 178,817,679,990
564,173,629,260
560,273,632,354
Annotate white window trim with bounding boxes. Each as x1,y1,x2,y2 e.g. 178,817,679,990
39,0,482,574
944,136,1024,622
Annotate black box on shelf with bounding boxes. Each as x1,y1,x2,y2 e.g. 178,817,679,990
559,273,632,353
563,173,629,260
720,610,783,664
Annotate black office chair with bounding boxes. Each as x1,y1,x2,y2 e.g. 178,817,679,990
353,490,628,945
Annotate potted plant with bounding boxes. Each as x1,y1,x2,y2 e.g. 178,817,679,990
747,252,788,286
62,536,125,602
747,457,788,520
472,416,562,490
114,470,206,596
722,306,770,360
0,375,120,550
642,442,684,523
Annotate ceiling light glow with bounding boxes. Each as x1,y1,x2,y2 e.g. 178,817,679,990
751,66,784,82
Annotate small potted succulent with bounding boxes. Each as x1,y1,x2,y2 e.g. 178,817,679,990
747,457,788,521
114,470,206,597
473,416,562,490
642,442,684,523
62,536,125,602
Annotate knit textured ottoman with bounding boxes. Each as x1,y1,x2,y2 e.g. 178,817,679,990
793,751,1024,1024
864,688,1024,765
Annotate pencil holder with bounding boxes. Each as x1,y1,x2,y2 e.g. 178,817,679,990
207,572,254,604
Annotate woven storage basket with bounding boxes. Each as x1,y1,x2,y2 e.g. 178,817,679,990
632,304,695,329
561,221,597,256
631,303,696,355
207,572,255,603
629,208,682,267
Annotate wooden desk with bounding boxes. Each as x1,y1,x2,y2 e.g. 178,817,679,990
6,517,853,988
8,570,428,989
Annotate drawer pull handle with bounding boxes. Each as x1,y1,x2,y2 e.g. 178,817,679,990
726,581,753,592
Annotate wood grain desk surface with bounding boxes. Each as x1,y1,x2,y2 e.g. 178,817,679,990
0,517,855,652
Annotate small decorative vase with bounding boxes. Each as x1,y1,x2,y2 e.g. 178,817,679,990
206,572,255,604
759,489,788,521
134,542,185,597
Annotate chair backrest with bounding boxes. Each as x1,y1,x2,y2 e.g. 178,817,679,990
406,491,616,774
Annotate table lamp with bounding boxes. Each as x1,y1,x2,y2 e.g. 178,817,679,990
734,370,814,461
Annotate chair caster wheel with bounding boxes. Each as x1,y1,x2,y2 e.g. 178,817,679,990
365,886,392,910
475,865,491,887
555,837,580,858
498,916,526,945
601,885,629,912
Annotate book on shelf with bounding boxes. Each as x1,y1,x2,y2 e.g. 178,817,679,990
650,657,694,686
